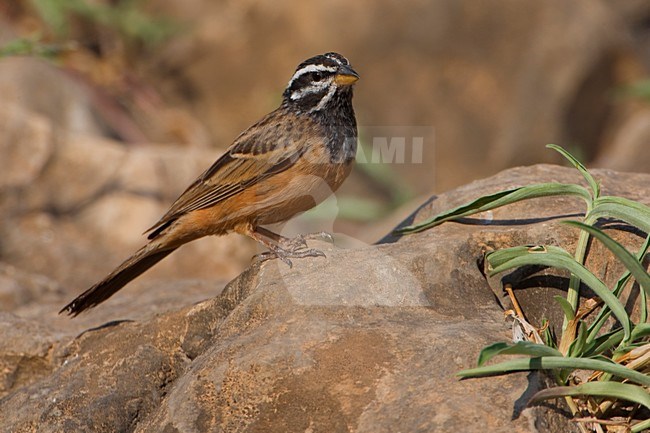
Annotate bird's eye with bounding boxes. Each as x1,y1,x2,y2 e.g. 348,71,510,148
311,72,325,81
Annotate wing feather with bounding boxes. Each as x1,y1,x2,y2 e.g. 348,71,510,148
145,110,310,237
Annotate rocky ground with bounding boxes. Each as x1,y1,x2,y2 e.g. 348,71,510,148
1,164,648,432
1,1,650,431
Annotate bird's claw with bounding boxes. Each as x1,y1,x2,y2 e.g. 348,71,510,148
254,244,326,268
276,231,333,250
253,231,331,267
295,231,334,244
254,250,293,267
309,231,334,243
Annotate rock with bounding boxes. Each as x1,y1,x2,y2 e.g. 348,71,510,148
0,122,254,290
0,313,56,400
0,103,53,190
4,164,649,432
133,248,550,433
0,43,103,137
22,131,127,214
389,164,650,330
0,247,557,433
0,263,63,311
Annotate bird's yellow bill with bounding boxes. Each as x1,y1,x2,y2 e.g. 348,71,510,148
334,73,359,86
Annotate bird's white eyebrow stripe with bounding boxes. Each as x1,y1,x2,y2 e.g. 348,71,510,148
289,64,337,86
289,80,331,100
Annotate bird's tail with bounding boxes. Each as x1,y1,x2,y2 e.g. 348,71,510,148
59,245,177,317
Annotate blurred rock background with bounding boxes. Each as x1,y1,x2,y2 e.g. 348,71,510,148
1,0,649,302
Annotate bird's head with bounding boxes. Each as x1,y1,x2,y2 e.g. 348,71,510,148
282,52,359,114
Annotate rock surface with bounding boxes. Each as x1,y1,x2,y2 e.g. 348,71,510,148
2,164,649,432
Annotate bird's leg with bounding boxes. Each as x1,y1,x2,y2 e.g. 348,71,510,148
256,226,334,250
270,231,333,258
241,226,293,266
242,225,326,267
255,226,307,250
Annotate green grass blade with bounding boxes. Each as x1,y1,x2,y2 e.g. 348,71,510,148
584,329,624,357
632,418,650,433
587,324,650,356
487,245,632,341
587,235,650,343
477,342,562,366
458,356,650,386
547,144,600,198
631,323,650,340
546,137,600,327
586,272,632,338
485,245,548,270
562,216,594,341
541,318,556,348
568,322,588,357
639,235,650,324
396,183,592,234
641,275,648,325
554,295,576,321
564,221,650,299
529,381,650,410
590,196,650,234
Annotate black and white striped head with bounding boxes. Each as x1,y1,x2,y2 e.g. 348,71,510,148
282,52,359,114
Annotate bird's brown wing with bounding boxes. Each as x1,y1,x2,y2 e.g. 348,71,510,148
145,110,310,238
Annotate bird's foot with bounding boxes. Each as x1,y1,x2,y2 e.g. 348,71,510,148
302,231,334,244
278,232,334,250
254,242,326,268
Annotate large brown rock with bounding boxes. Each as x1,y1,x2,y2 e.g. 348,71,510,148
2,165,648,432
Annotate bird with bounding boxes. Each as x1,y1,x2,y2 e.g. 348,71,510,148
60,52,359,317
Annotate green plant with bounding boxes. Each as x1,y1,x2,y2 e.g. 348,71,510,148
31,0,178,48
0,1,185,142
397,145,650,432
0,34,71,59
0,0,179,60
621,79,650,104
